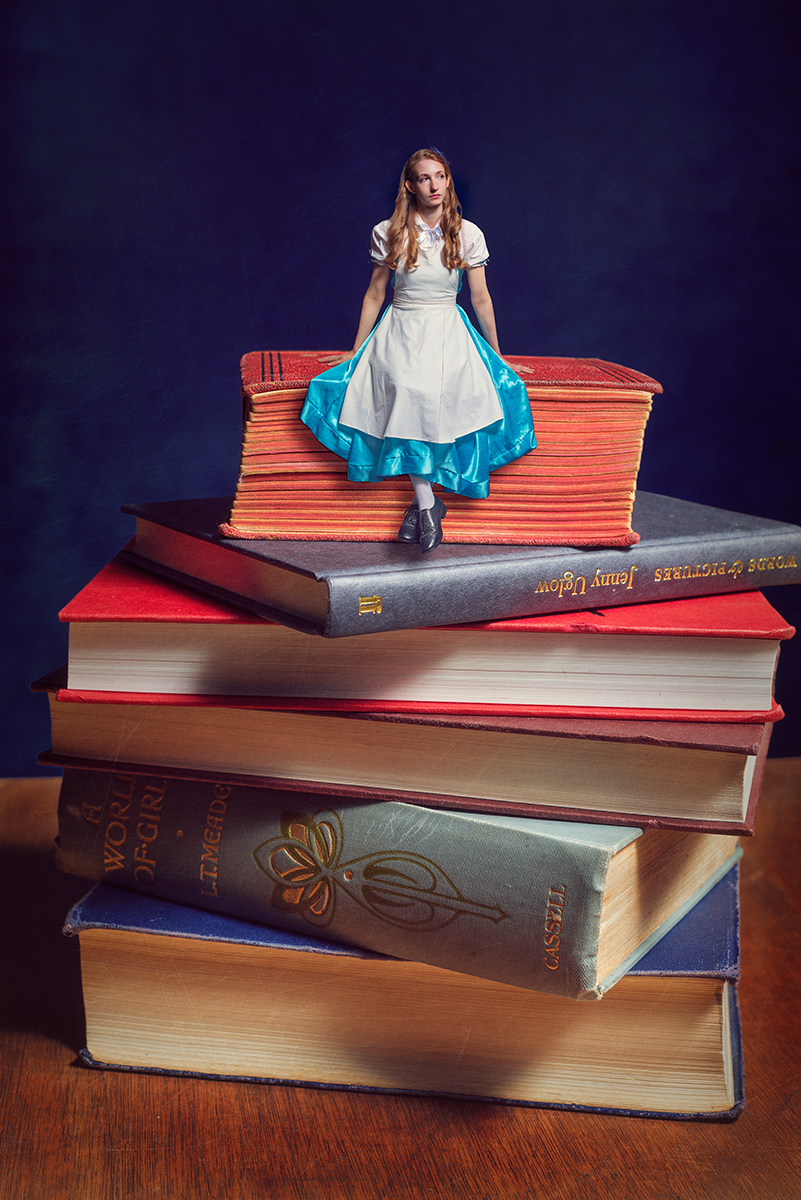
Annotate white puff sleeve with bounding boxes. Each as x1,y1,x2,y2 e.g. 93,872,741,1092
461,220,490,268
369,220,392,264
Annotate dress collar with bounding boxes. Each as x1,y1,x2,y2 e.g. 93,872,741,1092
415,217,443,249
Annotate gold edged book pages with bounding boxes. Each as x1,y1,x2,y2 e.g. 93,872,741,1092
66,869,743,1117
222,352,662,546
77,933,738,1116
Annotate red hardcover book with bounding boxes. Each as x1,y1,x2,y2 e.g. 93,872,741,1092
36,661,774,833
59,556,792,719
224,352,662,546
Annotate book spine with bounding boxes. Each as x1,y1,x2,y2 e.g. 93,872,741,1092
56,765,635,1000
323,536,801,636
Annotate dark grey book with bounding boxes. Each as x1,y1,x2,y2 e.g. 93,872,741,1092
120,491,801,637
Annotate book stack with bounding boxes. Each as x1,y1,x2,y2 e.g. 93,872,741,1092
40,355,801,1121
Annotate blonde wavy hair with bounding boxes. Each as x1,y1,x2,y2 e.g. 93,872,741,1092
383,149,467,272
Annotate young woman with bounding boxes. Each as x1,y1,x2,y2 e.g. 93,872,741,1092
300,148,536,552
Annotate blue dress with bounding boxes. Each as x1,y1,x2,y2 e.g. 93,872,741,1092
300,218,536,500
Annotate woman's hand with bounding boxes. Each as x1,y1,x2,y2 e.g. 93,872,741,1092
503,358,535,376
317,351,356,365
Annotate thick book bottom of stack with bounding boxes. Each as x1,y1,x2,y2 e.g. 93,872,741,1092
67,874,743,1119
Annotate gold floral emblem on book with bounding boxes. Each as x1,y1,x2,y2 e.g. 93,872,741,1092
253,808,509,933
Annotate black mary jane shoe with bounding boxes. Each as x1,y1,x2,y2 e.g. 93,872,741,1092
397,504,420,543
418,498,447,554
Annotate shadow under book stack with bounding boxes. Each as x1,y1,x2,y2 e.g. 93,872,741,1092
39,354,801,1120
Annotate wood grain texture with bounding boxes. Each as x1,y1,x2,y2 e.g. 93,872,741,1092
0,766,799,1200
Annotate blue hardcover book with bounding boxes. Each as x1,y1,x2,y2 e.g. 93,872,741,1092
64,868,744,1120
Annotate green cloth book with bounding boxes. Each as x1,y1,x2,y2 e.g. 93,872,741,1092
56,764,741,1000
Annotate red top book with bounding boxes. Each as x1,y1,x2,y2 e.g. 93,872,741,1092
238,351,662,396
224,352,662,546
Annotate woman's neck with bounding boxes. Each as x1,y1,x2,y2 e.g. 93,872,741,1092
415,201,444,229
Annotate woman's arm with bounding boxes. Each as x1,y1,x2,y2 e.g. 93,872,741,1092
318,265,391,364
467,266,532,375
466,266,501,353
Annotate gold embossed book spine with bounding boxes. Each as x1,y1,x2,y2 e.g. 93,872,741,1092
55,763,739,1001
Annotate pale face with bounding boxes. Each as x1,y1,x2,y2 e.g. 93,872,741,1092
405,160,450,217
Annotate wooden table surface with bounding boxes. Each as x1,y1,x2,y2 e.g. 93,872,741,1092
1,763,800,1200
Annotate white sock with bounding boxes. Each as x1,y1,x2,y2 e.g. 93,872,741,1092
410,475,435,511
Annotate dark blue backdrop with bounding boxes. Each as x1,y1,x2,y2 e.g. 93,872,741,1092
4,0,800,773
